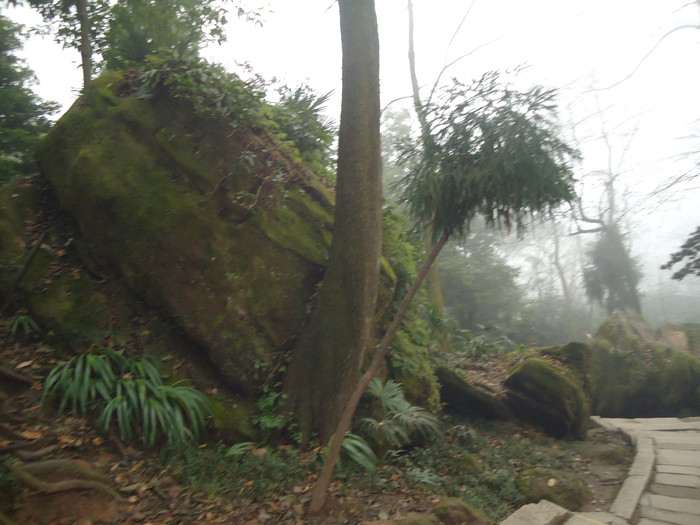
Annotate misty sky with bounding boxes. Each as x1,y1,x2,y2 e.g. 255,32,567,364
7,0,700,297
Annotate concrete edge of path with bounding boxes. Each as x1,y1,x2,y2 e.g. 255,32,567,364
591,416,655,522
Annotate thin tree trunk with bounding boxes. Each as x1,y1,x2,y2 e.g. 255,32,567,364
308,232,448,515
76,0,92,91
282,0,382,444
407,0,448,323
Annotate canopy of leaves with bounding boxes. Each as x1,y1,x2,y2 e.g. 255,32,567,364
24,0,109,51
19,1,258,71
662,225,700,280
583,225,641,314
101,0,231,70
0,14,57,182
127,53,335,174
396,71,579,242
267,84,336,178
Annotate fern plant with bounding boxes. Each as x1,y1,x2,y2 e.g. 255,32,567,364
42,347,210,448
359,378,440,449
6,314,39,340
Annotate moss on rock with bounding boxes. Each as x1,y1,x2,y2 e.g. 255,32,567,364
589,313,700,417
515,467,590,511
504,358,589,440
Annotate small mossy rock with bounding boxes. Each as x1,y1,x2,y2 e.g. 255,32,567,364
570,442,631,465
435,366,511,420
452,452,484,475
516,467,591,511
504,358,589,439
209,398,259,442
432,497,492,525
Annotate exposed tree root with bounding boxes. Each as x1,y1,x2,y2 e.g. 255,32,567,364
13,445,58,461
9,460,121,500
0,437,52,454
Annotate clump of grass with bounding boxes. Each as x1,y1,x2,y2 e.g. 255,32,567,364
6,313,39,340
161,441,309,497
42,347,210,448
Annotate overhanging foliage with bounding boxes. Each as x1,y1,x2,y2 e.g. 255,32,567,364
397,71,579,242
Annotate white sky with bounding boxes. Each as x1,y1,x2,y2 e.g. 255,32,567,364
6,0,700,295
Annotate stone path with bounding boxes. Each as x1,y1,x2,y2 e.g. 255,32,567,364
502,417,700,525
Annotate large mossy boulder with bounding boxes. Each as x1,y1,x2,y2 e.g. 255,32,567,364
504,358,589,440
33,74,334,393
3,68,440,410
589,312,700,417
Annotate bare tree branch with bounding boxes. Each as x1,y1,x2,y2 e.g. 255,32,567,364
588,24,699,92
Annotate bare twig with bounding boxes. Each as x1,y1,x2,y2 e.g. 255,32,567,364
588,24,699,92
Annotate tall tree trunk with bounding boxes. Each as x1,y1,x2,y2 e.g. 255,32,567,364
309,232,449,515
76,0,92,91
283,0,382,444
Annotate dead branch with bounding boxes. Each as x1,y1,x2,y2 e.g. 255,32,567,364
0,366,34,387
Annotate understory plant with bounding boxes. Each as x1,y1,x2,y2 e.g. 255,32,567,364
359,377,440,449
6,313,39,340
337,378,440,480
42,347,210,447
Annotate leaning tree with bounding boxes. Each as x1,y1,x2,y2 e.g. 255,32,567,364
308,70,580,513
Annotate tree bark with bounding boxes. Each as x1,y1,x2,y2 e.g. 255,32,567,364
308,232,448,515
76,0,92,91
283,0,382,444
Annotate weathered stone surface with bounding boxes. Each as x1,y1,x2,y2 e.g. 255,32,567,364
500,499,570,525
505,358,589,439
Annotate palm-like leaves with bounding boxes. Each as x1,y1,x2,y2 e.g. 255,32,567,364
42,347,210,448
359,378,439,449
397,71,579,242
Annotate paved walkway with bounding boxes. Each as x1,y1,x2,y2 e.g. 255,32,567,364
502,416,700,525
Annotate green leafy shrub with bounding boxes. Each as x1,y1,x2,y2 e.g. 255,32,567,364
359,378,440,449
42,347,210,447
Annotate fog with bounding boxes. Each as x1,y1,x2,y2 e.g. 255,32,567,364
8,0,700,329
